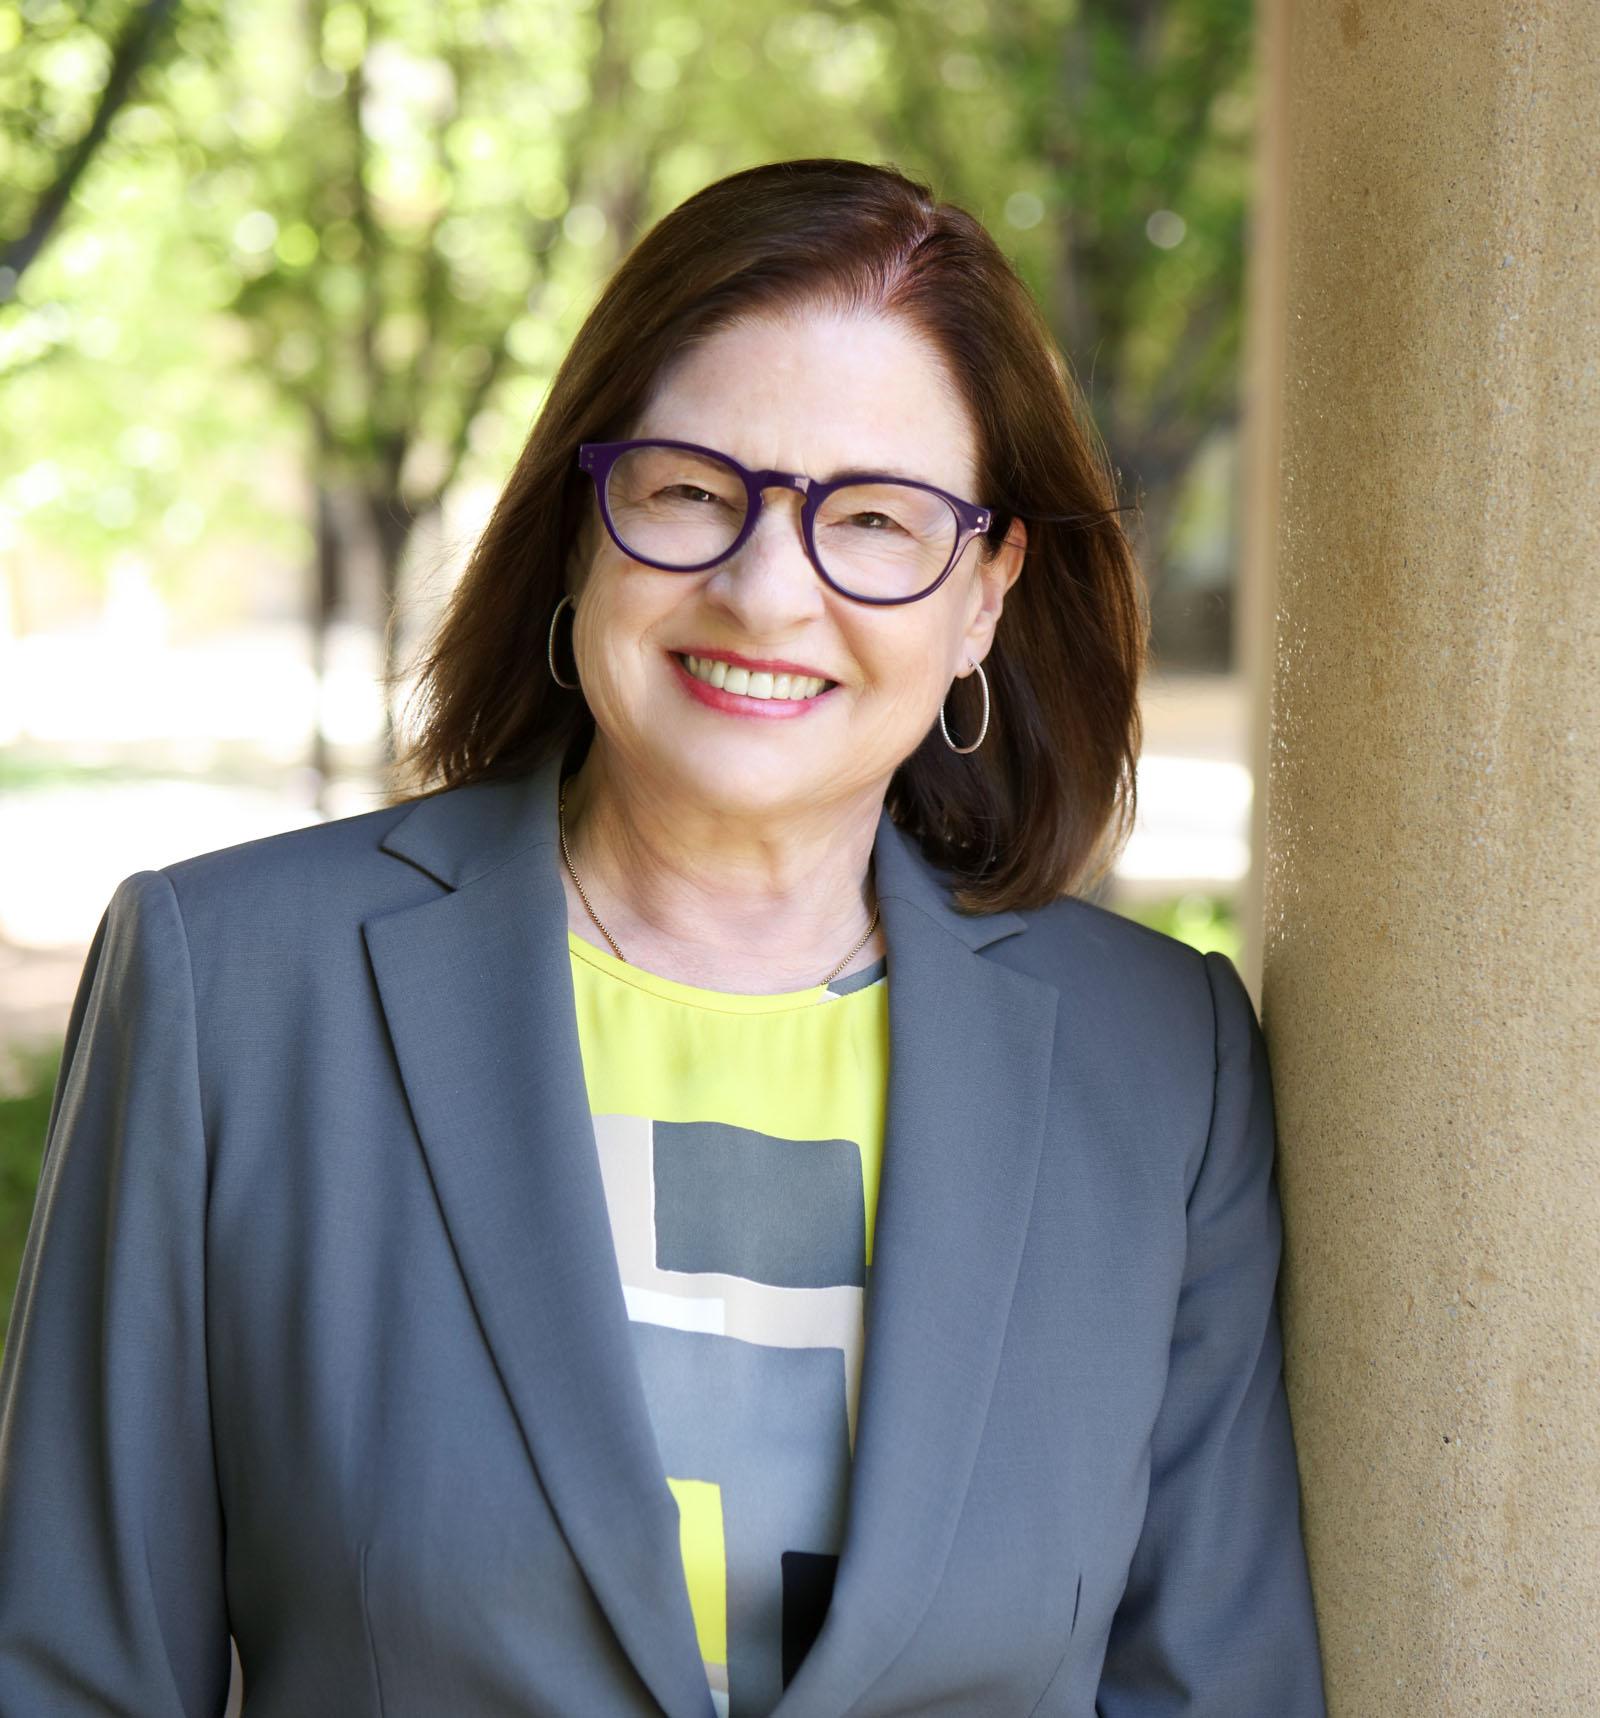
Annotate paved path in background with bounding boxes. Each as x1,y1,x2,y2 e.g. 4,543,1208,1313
0,775,380,1091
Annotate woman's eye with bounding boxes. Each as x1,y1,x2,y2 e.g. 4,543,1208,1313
847,511,902,532
662,484,723,505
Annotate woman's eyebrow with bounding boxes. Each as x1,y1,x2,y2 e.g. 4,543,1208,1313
673,441,952,489
817,458,940,486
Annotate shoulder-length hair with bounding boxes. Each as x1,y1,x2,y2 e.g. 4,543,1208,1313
389,157,1147,915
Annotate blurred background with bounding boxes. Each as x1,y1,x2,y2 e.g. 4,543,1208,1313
2,0,1261,1334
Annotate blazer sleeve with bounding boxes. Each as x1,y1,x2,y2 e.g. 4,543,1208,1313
1096,950,1327,1717
0,870,232,1715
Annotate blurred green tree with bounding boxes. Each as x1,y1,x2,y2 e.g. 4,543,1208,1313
863,0,1255,642
1,0,186,296
2,0,1255,773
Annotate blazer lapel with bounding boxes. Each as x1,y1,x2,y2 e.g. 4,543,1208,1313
362,747,1060,1718
363,751,715,1718
767,797,1060,1718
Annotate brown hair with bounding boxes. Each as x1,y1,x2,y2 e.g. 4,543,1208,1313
388,157,1147,914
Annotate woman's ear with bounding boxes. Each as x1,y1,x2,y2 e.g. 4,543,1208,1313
964,518,1027,662
564,507,596,599
995,518,1028,588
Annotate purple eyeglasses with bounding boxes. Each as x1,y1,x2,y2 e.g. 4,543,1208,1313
576,438,995,605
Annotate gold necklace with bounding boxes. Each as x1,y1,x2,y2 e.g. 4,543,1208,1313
558,778,881,988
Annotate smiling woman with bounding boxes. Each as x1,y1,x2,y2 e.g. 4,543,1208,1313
0,158,1326,1718
538,299,1039,996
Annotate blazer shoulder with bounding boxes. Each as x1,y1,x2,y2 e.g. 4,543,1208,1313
1007,897,1241,1190
1013,891,1210,995
1005,892,1224,1080
155,794,430,932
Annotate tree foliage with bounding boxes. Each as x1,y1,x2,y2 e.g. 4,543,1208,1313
1,0,1255,689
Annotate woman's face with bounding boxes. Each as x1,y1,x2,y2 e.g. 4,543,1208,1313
565,307,1026,825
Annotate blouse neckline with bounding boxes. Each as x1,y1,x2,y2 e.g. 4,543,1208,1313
565,926,855,1015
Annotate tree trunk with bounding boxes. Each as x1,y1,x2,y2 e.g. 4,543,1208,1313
308,480,342,817
366,489,415,770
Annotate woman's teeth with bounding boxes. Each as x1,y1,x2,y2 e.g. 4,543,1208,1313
679,654,833,701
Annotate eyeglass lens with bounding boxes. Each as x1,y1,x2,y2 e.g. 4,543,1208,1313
603,444,959,600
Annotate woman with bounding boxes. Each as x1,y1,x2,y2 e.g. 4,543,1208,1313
0,159,1325,1716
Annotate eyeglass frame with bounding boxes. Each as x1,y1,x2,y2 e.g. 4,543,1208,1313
576,437,995,606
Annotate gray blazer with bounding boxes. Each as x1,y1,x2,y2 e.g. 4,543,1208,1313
0,743,1326,1717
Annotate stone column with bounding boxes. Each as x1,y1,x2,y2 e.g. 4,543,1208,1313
1250,1,1600,1710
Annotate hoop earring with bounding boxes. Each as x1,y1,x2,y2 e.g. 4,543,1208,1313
939,658,990,754
547,593,580,690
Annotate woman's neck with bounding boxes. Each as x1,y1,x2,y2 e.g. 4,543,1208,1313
556,744,886,993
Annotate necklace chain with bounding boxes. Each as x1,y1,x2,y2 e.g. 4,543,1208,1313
558,778,881,988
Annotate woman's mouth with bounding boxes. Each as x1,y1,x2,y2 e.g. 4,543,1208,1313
669,651,838,716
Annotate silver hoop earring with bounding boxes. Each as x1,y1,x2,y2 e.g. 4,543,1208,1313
547,593,580,690
939,659,990,754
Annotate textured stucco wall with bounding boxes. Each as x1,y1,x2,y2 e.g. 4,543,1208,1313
1259,1,1600,1711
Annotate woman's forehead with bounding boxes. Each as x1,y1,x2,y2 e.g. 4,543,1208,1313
634,310,980,487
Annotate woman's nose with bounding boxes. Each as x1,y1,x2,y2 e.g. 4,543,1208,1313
740,486,815,567
708,491,828,616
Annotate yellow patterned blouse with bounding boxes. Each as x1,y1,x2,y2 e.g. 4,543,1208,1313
567,925,890,1718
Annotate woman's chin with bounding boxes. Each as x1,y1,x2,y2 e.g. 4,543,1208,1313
639,744,850,815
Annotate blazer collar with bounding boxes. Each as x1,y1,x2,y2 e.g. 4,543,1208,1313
364,746,1059,1718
